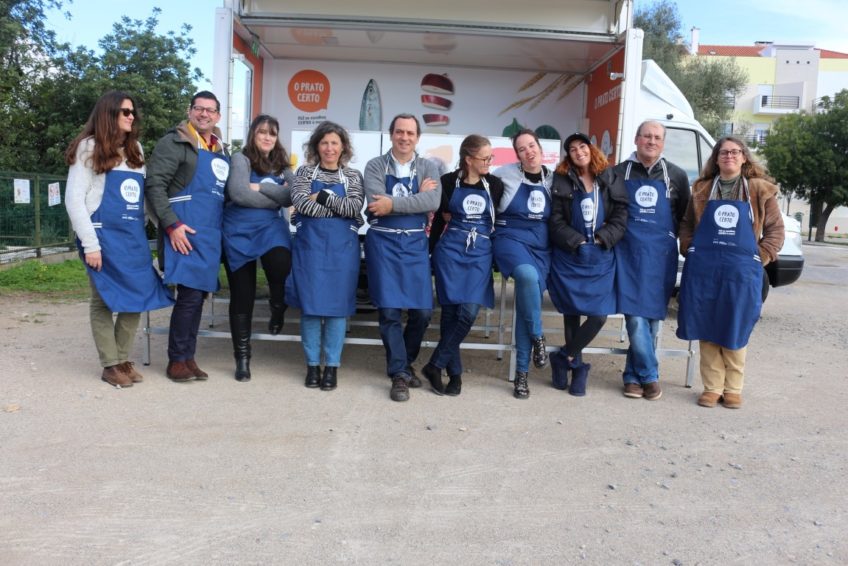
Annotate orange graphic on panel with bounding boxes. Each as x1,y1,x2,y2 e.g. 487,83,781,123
288,70,331,113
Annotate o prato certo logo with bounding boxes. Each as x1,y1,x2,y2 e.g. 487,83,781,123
462,194,486,215
211,158,230,181
635,185,658,208
526,190,545,214
714,204,739,229
120,178,141,203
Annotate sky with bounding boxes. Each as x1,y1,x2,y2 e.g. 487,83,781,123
45,0,848,83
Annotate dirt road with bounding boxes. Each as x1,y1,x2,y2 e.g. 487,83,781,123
1,243,846,565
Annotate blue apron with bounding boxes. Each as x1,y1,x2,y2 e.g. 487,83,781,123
364,161,432,309
677,178,762,350
432,175,495,308
492,171,551,292
80,169,174,312
286,169,359,317
222,169,291,272
548,181,617,315
616,161,678,319
163,148,228,292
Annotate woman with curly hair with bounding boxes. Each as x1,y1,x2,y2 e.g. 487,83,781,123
547,133,627,396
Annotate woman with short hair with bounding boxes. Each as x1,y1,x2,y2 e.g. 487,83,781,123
287,121,365,391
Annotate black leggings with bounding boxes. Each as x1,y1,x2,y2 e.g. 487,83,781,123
224,246,292,320
563,314,607,361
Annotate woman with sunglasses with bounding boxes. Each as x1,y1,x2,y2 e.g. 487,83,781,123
678,136,784,409
547,133,627,396
222,114,295,382
423,134,503,396
287,121,364,391
492,129,553,399
65,91,174,388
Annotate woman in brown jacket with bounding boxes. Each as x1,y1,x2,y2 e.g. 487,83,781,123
677,136,784,409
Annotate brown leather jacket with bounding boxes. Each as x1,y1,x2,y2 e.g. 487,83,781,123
679,177,784,266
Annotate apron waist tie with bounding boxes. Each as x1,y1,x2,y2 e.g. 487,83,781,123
369,225,425,236
168,195,193,203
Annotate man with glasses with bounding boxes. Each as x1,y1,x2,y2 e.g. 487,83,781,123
613,121,690,401
363,114,441,402
146,91,230,382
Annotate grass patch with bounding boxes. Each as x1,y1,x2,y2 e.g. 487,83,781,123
0,259,89,299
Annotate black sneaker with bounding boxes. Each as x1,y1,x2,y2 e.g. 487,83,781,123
531,335,548,368
406,366,422,388
421,363,445,395
514,371,530,399
390,376,410,402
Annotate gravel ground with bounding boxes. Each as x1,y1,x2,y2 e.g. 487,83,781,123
1,243,846,565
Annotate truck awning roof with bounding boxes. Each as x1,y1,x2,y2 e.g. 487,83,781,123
234,0,627,74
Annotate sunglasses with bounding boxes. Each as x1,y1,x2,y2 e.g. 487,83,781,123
119,108,137,118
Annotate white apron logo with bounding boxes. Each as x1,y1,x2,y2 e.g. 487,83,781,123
120,178,141,203
526,190,545,214
259,177,276,184
462,194,486,216
392,182,411,197
580,197,595,222
635,185,658,208
211,158,230,181
714,204,739,228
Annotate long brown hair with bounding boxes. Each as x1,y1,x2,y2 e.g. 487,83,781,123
556,141,608,177
65,91,144,173
242,114,290,176
698,136,770,182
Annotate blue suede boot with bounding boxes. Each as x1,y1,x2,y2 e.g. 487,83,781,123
569,362,591,397
550,348,569,390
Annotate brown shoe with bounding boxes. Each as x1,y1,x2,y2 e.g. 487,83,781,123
721,392,743,409
643,381,662,401
102,365,133,388
623,383,644,398
697,391,721,408
166,360,196,382
185,359,208,381
118,361,144,383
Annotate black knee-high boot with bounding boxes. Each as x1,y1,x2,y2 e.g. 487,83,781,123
231,314,252,382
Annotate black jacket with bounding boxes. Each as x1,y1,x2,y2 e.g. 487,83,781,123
611,156,690,234
548,167,628,253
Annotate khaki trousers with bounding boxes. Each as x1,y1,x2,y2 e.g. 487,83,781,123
89,281,140,368
699,340,747,394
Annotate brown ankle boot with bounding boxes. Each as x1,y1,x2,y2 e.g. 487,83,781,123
118,361,144,383
102,365,133,388
185,359,208,381
166,360,196,382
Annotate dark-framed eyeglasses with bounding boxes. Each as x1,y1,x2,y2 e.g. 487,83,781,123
119,108,136,118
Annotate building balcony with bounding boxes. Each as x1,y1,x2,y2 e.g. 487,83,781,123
754,95,801,115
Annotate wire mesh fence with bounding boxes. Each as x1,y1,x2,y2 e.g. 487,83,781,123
0,171,74,264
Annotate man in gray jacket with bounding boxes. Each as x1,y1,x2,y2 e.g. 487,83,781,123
363,114,441,402
146,91,229,382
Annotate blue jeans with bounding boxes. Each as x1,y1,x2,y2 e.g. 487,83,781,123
513,264,543,373
378,308,432,378
301,315,346,367
429,303,480,376
623,315,660,384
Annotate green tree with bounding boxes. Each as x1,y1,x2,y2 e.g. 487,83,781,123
762,90,848,241
1,7,201,174
635,0,748,138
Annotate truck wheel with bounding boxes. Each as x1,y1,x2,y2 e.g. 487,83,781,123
761,268,770,303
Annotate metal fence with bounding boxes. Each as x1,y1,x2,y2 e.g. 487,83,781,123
0,171,73,263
